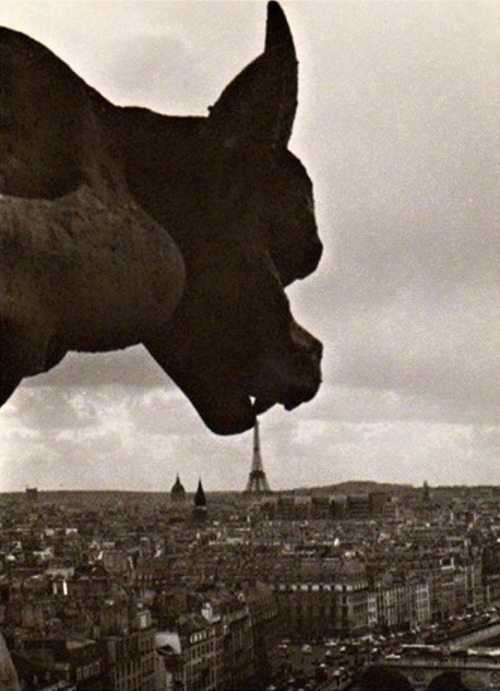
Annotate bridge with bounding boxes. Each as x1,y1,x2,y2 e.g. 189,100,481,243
439,621,500,648
382,647,500,690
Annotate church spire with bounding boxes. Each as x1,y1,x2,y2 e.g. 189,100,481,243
192,478,208,523
194,478,207,507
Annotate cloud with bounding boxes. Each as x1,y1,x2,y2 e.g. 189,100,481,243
0,1,266,117
331,285,499,414
260,414,500,490
103,32,211,114
9,388,98,431
287,0,500,427
300,383,498,427
0,382,253,492
0,1,498,491
22,347,171,389
2,366,499,493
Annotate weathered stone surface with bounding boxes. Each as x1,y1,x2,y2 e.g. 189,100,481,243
1,189,185,360
0,632,20,691
0,24,185,403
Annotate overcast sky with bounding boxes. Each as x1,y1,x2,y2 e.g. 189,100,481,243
1,1,499,493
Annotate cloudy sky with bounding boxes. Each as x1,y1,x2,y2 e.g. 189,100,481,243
1,1,498,493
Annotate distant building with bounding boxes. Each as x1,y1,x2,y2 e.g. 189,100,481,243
100,602,156,690
369,491,397,520
244,583,280,687
171,474,187,503
25,487,38,503
311,495,333,520
334,558,372,634
331,494,347,519
193,479,207,523
13,637,106,690
347,494,371,521
175,613,218,691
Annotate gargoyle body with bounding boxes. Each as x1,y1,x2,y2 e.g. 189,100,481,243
0,2,323,434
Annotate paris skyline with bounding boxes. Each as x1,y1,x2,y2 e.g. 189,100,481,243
0,1,498,492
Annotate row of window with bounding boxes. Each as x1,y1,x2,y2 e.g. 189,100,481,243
275,583,365,592
190,641,216,659
189,628,215,644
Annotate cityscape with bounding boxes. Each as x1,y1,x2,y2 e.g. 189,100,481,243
1,425,500,691
1,1,497,690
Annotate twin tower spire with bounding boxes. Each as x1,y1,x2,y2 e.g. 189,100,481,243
172,421,272,499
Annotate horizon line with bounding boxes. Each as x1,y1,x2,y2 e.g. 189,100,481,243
3,481,500,495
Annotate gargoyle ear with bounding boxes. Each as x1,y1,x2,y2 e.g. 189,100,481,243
208,1,298,149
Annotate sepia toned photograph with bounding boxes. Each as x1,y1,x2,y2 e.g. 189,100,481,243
0,1,499,689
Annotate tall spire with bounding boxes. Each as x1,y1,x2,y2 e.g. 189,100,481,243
192,477,208,523
244,420,272,494
194,478,207,507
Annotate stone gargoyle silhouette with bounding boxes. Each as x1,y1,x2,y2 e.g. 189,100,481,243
0,2,323,435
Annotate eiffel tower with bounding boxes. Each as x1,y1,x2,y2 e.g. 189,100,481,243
244,420,272,494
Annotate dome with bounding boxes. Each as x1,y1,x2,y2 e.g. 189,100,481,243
171,474,186,502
